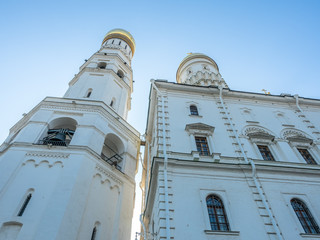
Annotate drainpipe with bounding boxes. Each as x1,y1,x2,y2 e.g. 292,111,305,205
218,86,283,240
151,80,171,240
139,213,147,240
145,137,151,210
294,94,303,113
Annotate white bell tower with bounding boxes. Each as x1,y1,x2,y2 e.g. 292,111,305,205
0,29,140,240
64,28,136,119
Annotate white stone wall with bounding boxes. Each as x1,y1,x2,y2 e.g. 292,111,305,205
142,81,320,240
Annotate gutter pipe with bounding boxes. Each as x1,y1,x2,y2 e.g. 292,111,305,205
218,86,283,240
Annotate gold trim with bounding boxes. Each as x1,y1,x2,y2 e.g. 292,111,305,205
176,53,219,83
102,29,136,56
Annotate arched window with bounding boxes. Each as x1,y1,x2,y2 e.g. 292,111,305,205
91,226,97,240
190,105,198,116
86,88,92,98
291,198,320,234
90,221,100,240
101,133,124,171
39,117,77,146
17,190,34,216
117,70,124,79
206,195,230,231
97,62,106,69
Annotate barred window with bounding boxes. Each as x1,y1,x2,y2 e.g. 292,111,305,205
206,195,230,231
297,148,317,165
195,137,210,156
257,145,275,161
291,198,320,234
190,105,199,116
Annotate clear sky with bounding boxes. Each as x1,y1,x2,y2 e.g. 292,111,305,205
0,0,320,239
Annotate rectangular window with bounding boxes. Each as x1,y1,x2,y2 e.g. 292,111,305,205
195,136,210,156
257,145,275,161
297,148,317,164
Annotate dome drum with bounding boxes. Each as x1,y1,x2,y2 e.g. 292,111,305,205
176,53,227,87
102,29,136,56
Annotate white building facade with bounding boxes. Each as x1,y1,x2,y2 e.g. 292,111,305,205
141,53,320,240
0,29,140,240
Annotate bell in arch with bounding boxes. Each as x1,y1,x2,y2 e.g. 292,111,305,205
47,129,67,142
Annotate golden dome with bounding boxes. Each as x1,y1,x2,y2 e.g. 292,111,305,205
101,28,136,56
176,53,219,83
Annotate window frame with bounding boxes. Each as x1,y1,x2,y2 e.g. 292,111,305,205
195,136,210,156
190,105,199,116
185,123,215,159
282,193,320,236
256,144,275,161
291,198,320,234
199,190,236,233
296,148,318,165
206,194,230,231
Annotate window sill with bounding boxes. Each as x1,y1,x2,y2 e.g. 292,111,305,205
189,114,203,118
300,233,320,238
204,230,240,236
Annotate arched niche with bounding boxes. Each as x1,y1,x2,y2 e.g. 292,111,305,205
39,117,78,146
101,133,125,171
0,221,23,239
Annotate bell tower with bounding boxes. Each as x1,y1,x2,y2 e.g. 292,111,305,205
0,29,140,240
64,28,136,119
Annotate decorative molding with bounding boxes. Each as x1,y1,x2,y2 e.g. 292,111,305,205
244,127,275,141
26,151,70,158
282,129,313,144
95,164,123,185
185,123,215,136
185,70,228,88
22,159,64,168
53,111,83,116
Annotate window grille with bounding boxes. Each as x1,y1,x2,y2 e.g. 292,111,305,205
257,145,275,161
206,195,230,231
190,105,198,115
297,148,317,165
291,198,320,234
18,193,32,216
195,137,210,156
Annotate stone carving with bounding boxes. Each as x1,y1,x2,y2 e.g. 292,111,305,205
282,129,313,144
245,127,274,141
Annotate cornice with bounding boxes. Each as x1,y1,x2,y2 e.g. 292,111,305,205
152,81,320,107
152,156,320,176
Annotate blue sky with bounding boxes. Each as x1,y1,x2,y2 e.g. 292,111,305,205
0,0,320,238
